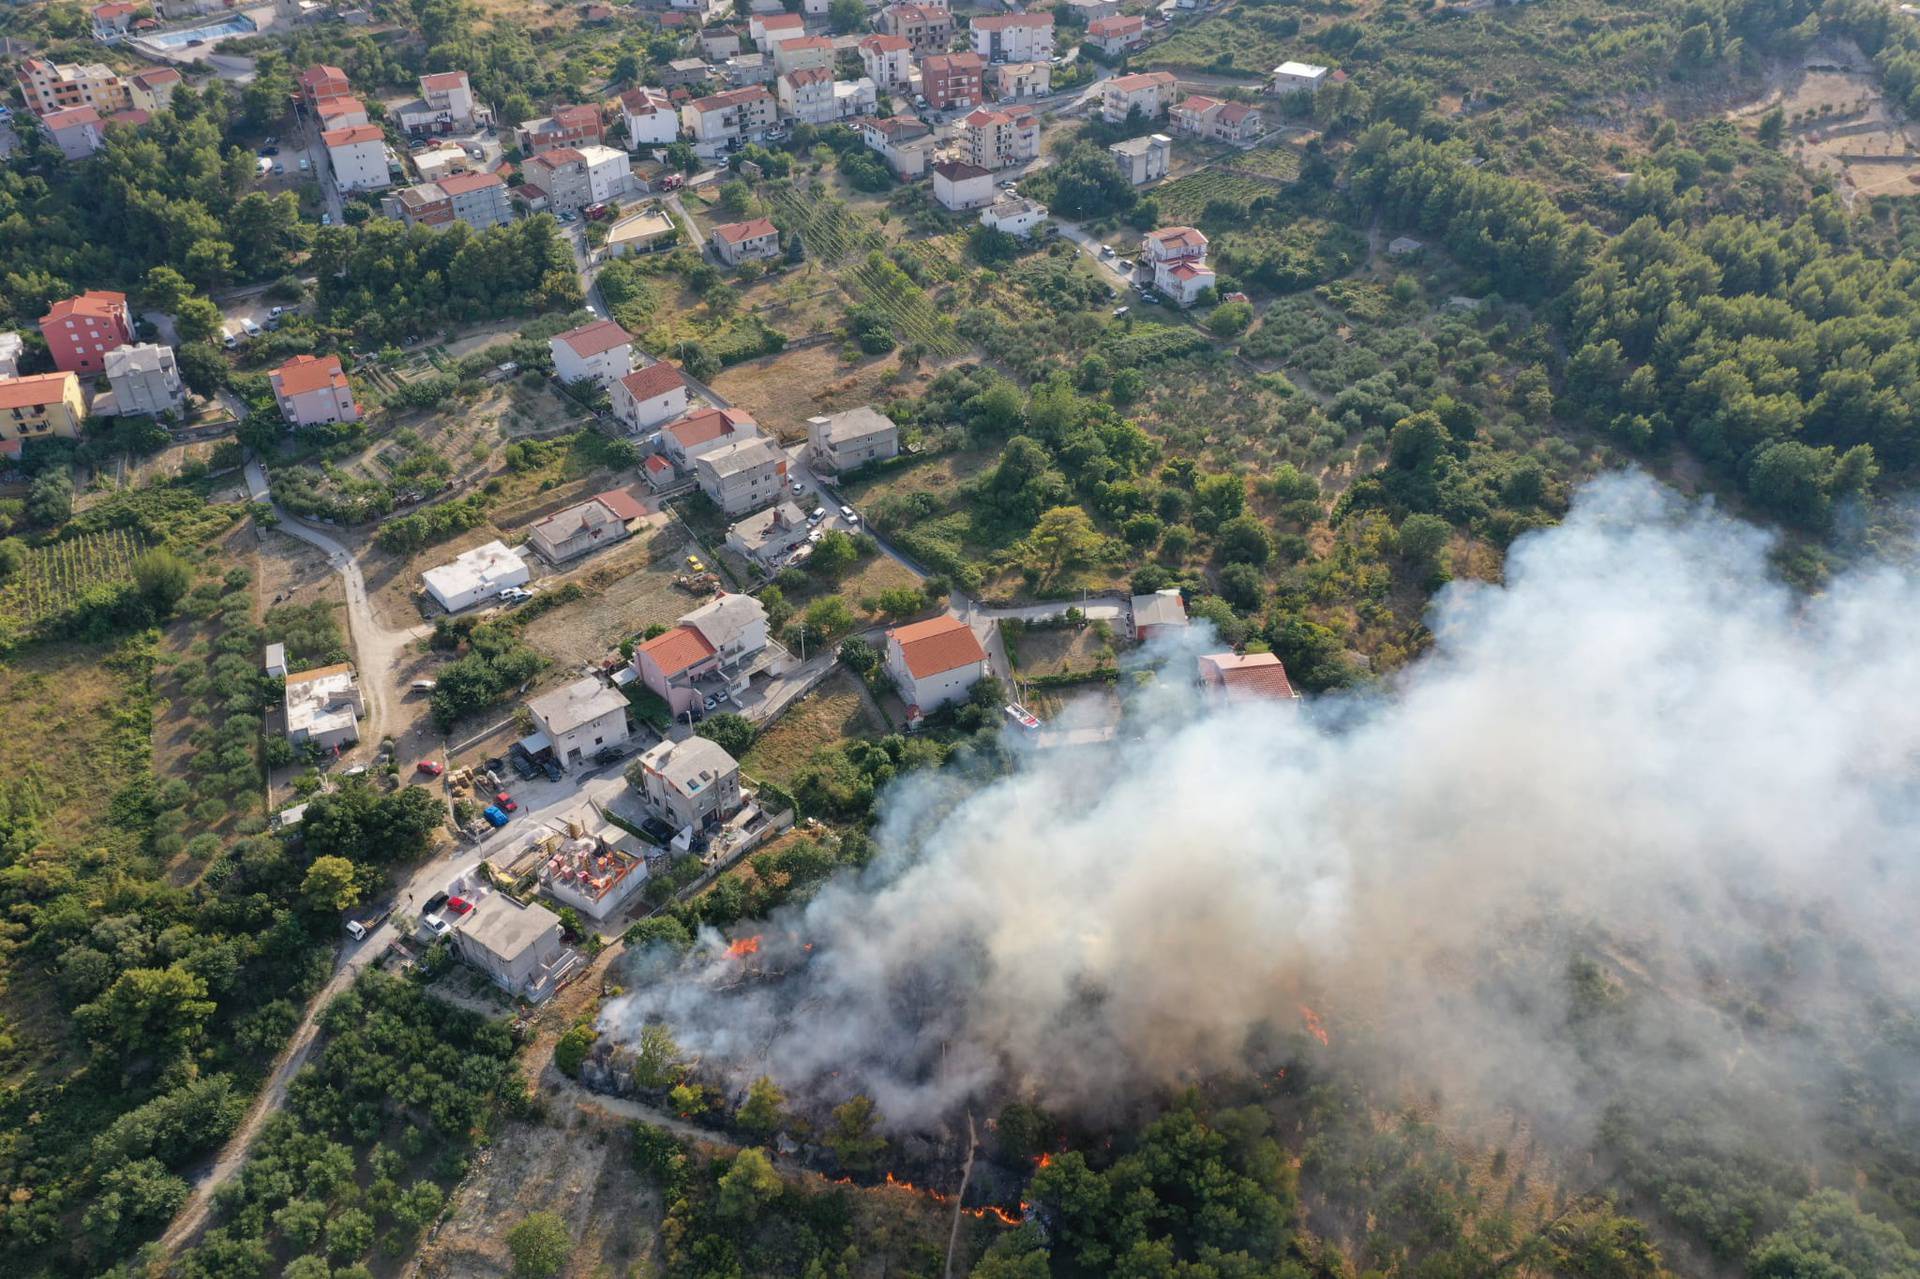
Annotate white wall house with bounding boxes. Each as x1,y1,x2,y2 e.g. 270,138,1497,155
527,676,630,766
323,123,391,192
613,362,691,432
422,541,531,612
885,615,989,719
619,86,680,147
548,319,635,388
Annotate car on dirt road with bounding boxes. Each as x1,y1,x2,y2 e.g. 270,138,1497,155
417,759,444,776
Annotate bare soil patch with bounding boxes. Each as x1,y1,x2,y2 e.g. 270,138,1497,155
741,669,882,786
519,523,704,668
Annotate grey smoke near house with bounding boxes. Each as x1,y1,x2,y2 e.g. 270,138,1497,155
599,472,1920,1135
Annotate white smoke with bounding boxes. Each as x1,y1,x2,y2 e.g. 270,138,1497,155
600,473,1920,1132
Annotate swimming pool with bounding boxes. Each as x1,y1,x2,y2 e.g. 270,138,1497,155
143,14,257,48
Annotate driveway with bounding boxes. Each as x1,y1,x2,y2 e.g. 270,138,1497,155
1053,218,1136,289
247,460,430,746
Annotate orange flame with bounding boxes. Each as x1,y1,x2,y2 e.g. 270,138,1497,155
726,935,762,957
1299,1004,1329,1047
817,1171,1022,1225
1035,1152,1053,1168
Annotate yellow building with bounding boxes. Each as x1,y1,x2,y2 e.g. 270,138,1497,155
0,371,86,445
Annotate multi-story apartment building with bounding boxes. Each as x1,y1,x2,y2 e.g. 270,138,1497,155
1171,94,1267,143
392,70,490,133
548,319,635,388
1101,70,1177,123
959,106,1038,170
393,171,513,231
969,12,1054,62
43,107,105,161
0,372,86,446
15,58,129,116
40,290,131,375
314,94,369,131
297,63,351,110
577,144,634,203
619,86,679,147
519,148,593,212
614,363,691,432
878,3,953,55
989,61,1050,101
101,343,184,417
771,34,834,75
269,355,360,427
775,67,836,124
323,123,391,192
859,114,933,178
680,85,776,149
858,34,914,92
127,67,183,114
517,105,603,154
921,52,985,111
693,435,787,515
1086,14,1145,57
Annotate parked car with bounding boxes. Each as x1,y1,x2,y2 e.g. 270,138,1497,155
242,318,262,336
497,586,533,603
423,913,452,937
509,754,538,780
424,891,450,915
593,745,625,765
685,554,706,571
807,507,826,524
321,213,332,226
482,805,509,827
261,145,279,157
839,504,859,524
410,679,437,692
341,762,367,777
789,478,804,495
704,695,719,712
417,759,444,776
299,157,310,172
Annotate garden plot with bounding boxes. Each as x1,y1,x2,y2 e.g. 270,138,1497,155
0,528,146,632
1734,52,1914,201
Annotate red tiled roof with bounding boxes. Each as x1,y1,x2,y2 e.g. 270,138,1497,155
42,290,124,323
664,406,752,447
784,66,831,87
0,372,75,411
1166,260,1212,280
713,217,776,244
1201,652,1296,700
323,123,384,146
421,70,468,91
316,95,366,118
527,147,584,169
689,85,771,111
638,625,716,677
594,488,647,521
131,67,183,87
859,33,910,51
106,108,149,127
759,12,803,27
923,52,985,72
645,454,672,474
933,159,990,181
555,318,634,359
1146,225,1208,255
1088,14,1143,34
621,362,687,401
43,106,101,129
889,615,987,680
1176,94,1223,114
551,104,600,129
272,354,348,397
437,170,503,195
1109,71,1176,91
1217,103,1258,124
973,11,1051,28
780,35,833,50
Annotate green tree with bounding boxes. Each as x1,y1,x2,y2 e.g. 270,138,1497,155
800,595,856,644
702,712,756,758
717,1147,785,1220
27,469,74,526
325,1207,375,1261
554,1023,596,1077
300,855,362,914
1208,300,1253,337
828,0,866,31
1027,505,1101,581
1750,1191,1920,1279
809,529,862,578
505,1211,572,1279
737,1076,786,1133
74,965,216,1060
131,548,193,617
826,1095,886,1171
393,1180,446,1230
1396,513,1451,572
1214,515,1271,566
633,1022,682,1089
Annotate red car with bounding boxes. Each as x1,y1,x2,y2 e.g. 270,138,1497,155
445,896,474,916
496,791,518,813
417,760,444,776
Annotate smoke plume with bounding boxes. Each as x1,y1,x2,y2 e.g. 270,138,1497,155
600,473,1920,1135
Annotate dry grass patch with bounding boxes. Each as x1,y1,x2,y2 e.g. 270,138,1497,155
1008,624,1119,679
519,524,704,668
741,670,882,787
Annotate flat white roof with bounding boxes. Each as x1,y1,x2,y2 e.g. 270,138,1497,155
1273,60,1329,77
422,540,528,602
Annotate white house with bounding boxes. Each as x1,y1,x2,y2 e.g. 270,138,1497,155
619,86,679,147
858,34,914,91
284,663,364,752
578,144,635,203
662,406,760,472
323,123,391,192
776,66,836,124
969,11,1055,62
422,540,532,612
98,343,184,418
1142,225,1215,307
527,676,631,766
1100,70,1176,123
806,405,899,473
771,35,836,76
634,735,743,832
693,435,787,515
885,615,989,719
526,489,645,564
981,194,1047,238
932,160,995,211
680,85,777,150
1269,60,1330,94
860,115,933,178
1109,133,1170,186
548,319,635,388
613,362,691,432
